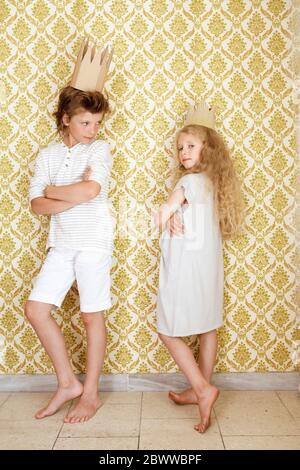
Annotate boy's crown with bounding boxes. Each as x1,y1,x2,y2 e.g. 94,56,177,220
184,101,216,130
70,37,113,93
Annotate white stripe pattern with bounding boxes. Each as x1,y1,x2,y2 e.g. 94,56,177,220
29,139,114,253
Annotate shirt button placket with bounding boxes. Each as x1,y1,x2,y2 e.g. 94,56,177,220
66,149,71,167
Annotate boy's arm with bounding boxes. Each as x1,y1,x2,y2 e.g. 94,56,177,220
154,188,185,231
44,181,101,204
31,197,77,215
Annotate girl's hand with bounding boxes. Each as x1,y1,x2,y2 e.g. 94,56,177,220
82,166,92,181
167,213,184,237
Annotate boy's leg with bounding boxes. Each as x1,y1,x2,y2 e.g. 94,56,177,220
169,330,218,405
158,332,219,433
25,300,83,418
64,311,106,423
64,250,111,423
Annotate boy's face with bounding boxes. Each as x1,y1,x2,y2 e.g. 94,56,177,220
177,132,204,170
62,110,103,146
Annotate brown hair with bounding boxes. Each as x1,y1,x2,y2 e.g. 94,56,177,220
53,85,109,135
175,124,244,240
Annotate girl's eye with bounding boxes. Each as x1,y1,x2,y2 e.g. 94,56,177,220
188,144,194,148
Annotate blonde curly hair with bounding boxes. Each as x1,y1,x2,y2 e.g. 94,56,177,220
175,124,244,240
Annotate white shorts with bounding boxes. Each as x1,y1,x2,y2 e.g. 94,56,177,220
28,248,112,312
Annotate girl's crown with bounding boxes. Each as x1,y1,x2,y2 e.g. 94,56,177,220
184,101,216,130
70,37,113,92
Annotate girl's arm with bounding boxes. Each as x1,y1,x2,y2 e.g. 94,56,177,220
155,188,185,231
44,180,100,204
31,197,78,215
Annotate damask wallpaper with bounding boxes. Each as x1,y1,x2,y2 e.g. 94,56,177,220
0,0,299,375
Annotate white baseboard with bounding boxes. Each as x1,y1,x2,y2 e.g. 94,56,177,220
0,372,299,392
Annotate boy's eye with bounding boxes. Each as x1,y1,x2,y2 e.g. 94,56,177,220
188,144,194,148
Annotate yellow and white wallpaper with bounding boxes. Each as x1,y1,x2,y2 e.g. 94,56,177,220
0,0,299,374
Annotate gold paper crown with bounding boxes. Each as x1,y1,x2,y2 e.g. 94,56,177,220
70,37,113,93
184,101,216,130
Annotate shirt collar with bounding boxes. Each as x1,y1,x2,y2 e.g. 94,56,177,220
60,140,95,151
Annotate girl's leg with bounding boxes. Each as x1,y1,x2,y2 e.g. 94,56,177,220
64,311,106,423
24,300,83,419
169,329,217,405
159,333,219,432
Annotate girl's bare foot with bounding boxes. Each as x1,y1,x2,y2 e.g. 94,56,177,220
169,388,197,405
64,392,102,424
35,380,83,419
194,385,219,433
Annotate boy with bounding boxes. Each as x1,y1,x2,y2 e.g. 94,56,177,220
25,40,113,423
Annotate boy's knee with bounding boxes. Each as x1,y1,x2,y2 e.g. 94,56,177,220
81,311,104,326
24,301,50,323
24,301,37,322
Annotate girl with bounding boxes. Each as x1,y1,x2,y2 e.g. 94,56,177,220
155,108,243,433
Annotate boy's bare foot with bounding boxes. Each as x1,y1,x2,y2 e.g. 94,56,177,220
169,388,197,405
64,392,102,424
35,380,83,419
194,385,219,433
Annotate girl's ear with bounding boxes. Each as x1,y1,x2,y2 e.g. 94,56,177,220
62,114,70,126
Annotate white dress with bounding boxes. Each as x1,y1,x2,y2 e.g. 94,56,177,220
156,173,224,337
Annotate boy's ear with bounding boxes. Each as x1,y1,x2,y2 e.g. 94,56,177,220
62,114,70,126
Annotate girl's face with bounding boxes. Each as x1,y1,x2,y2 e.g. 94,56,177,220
62,110,103,147
177,132,204,170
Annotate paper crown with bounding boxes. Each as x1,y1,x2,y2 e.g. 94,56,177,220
70,37,113,93
184,101,216,130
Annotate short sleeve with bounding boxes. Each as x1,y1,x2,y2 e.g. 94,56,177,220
29,148,51,202
87,140,112,187
173,175,195,203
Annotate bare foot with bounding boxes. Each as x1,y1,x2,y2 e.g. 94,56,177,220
64,392,102,424
35,380,83,419
169,388,197,405
194,385,219,433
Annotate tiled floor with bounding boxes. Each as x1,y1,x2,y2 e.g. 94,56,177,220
0,391,299,450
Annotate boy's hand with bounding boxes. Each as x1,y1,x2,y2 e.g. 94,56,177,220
44,185,53,198
82,166,92,181
167,213,184,237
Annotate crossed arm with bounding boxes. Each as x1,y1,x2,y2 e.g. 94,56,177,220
154,188,185,231
31,168,101,216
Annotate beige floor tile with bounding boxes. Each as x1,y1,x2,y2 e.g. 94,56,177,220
277,391,300,418
0,392,71,421
101,391,142,404
223,435,300,450
54,437,138,450
139,417,224,450
0,419,62,450
0,433,55,450
142,392,199,419
294,418,300,430
60,403,141,438
214,391,300,436
0,393,10,407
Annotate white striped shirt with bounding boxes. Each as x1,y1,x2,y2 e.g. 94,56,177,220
29,139,114,253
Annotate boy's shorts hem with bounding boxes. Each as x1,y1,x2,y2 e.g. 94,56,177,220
27,294,112,313
27,293,61,308
80,301,112,313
